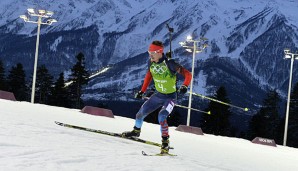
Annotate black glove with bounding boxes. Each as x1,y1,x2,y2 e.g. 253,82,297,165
178,85,188,95
135,91,144,99
166,51,172,59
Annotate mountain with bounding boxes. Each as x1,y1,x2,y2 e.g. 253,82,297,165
1,0,298,113
1,99,298,171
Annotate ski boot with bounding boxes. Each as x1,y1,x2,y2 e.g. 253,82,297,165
122,126,141,138
160,136,170,154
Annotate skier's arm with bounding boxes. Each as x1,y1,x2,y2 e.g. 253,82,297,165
178,67,192,87
167,60,192,86
140,71,153,93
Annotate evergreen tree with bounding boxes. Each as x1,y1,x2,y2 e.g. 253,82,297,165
0,60,7,91
275,117,285,145
248,90,281,141
35,65,54,104
287,82,298,148
49,72,71,108
69,52,89,108
7,63,28,101
201,86,232,136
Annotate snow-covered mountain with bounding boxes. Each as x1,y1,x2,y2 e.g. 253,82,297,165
1,0,298,111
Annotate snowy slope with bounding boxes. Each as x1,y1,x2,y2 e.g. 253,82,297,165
1,99,298,171
1,0,298,110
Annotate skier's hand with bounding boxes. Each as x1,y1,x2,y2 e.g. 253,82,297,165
135,91,144,99
178,85,188,95
166,51,172,58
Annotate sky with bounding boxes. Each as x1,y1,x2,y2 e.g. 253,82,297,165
1,98,298,171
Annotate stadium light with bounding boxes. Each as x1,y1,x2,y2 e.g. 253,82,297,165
179,36,208,126
20,8,57,103
283,48,298,146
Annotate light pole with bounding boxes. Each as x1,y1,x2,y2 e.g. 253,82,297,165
179,36,208,126
283,49,298,146
20,8,57,103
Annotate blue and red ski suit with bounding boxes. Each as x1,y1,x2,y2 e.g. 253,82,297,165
134,54,191,137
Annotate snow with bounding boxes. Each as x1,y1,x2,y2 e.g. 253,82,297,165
1,99,298,171
2,0,298,101
50,36,63,52
88,67,110,79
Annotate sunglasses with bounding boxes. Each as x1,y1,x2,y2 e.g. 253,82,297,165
148,49,162,55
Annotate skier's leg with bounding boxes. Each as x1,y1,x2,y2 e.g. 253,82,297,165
158,100,175,153
158,100,175,137
122,94,162,137
135,94,162,128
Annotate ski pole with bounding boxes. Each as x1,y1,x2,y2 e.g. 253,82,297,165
188,92,249,112
175,104,211,115
143,96,211,115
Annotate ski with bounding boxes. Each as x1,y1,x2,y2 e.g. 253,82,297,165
142,151,177,156
55,121,173,149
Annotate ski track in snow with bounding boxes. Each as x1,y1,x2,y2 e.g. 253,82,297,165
1,99,298,171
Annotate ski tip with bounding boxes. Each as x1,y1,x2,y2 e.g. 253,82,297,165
141,151,148,156
55,121,63,126
142,151,177,156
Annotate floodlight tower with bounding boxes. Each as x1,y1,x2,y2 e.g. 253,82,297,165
283,48,298,146
179,36,208,126
20,8,57,103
